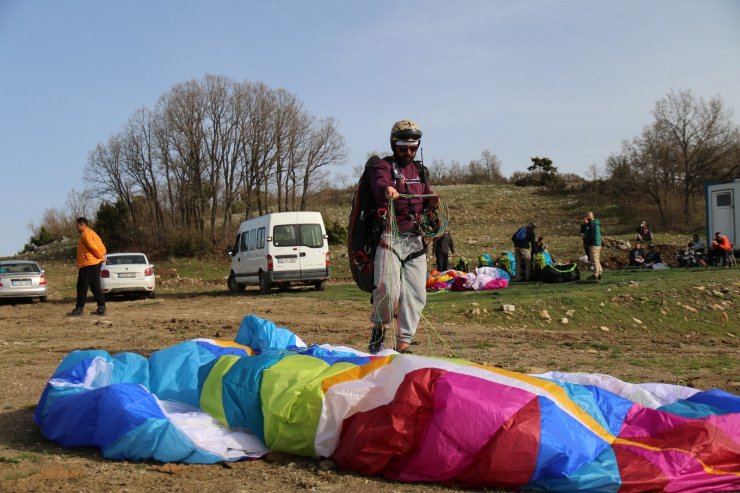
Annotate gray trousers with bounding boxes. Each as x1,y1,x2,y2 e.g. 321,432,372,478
514,247,531,281
371,232,427,344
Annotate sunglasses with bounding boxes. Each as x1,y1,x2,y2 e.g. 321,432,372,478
396,144,419,153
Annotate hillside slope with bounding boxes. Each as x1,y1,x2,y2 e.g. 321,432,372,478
321,184,696,278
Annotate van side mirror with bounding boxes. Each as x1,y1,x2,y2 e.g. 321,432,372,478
226,247,234,256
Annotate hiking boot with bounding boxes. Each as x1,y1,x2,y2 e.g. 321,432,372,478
66,307,84,317
368,324,385,354
91,306,107,316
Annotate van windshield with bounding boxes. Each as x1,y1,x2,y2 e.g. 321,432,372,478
272,224,323,248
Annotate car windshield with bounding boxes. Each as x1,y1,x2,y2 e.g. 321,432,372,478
0,263,40,274
107,255,147,265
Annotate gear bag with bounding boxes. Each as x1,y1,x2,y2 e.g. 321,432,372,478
541,263,580,283
513,226,528,243
347,156,386,293
496,251,517,278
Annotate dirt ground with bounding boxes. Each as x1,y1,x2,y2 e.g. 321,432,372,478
0,285,737,492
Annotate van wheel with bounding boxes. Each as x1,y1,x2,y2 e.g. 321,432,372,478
314,280,327,291
227,273,245,292
259,273,271,295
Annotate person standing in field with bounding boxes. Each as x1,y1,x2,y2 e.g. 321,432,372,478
67,217,108,317
584,211,602,281
368,119,437,354
433,229,455,272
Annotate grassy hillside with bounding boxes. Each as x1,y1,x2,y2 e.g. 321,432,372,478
321,183,701,279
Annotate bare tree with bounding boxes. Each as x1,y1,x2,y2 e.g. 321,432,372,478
158,80,207,231
299,117,347,210
478,149,504,182
652,90,739,216
122,108,165,232
85,136,134,211
607,90,739,223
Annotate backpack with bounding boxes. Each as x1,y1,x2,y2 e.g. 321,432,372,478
533,252,552,272
478,253,493,268
496,251,516,278
454,257,470,272
513,226,528,243
531,252,553,281
347,156,387,293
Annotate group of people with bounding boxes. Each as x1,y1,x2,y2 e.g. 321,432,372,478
627,221,659,267
628,242,664,268
509,223,555,281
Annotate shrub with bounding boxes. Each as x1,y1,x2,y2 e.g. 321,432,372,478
326,220,347,246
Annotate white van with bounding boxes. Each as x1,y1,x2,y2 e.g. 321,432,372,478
227,211,331,294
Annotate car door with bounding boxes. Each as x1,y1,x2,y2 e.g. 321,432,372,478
297,223,326,278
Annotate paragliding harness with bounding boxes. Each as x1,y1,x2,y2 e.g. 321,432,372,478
532,251,553,280
478,253,494,268
454,257,470,272
347,155,429,293
497,251,516,278
540,262,580,283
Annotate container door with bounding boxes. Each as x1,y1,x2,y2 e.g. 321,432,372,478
712,189,735,245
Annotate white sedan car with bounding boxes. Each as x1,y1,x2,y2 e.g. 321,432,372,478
100,253,156,299
0,260,48,302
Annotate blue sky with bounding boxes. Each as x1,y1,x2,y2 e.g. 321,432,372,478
1,0,739,256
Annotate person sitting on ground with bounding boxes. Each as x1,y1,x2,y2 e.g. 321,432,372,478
531,236,547,256
676,242,694,267
635,221,653,243
629,242,645,266
709,232,733,266
690,234,706,255
642,244,662,268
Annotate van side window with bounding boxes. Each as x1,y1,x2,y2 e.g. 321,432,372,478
273,225,297,247
249,229,257,250
300,224,323,248
257,227,266,249
240,230,249,252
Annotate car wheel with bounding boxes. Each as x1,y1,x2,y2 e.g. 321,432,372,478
40,296,48,303
147,291,156,299
259,272,271,295
227,273,245,292
314,280,327,291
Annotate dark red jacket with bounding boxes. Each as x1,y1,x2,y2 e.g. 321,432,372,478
370,158,433,233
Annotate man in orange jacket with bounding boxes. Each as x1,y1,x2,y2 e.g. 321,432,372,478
709,231,733,266
67,217,108,317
